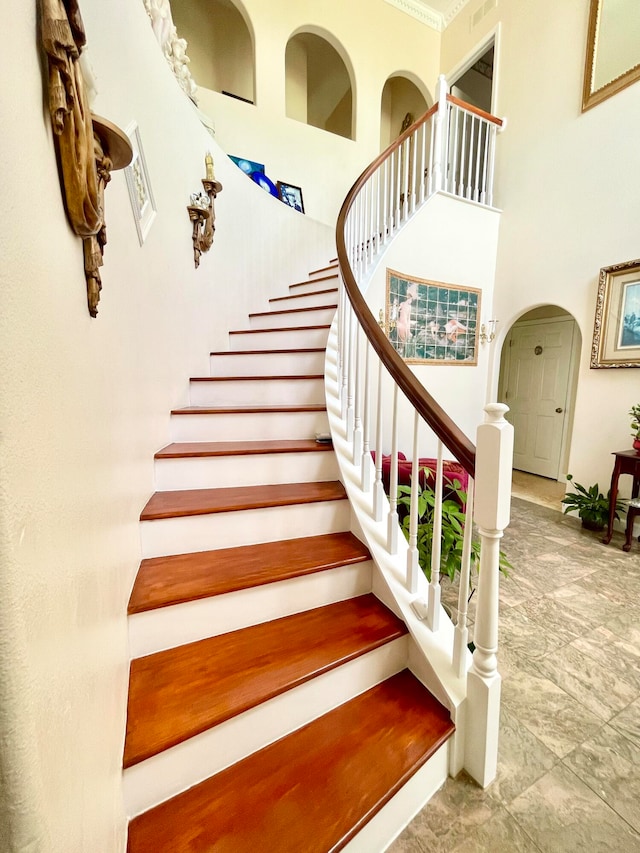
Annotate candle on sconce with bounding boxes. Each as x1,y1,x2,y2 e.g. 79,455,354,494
205,152,215,181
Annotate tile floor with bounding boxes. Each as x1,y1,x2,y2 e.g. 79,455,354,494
389,478,640,853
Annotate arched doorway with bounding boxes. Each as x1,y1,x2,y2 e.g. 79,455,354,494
497,306,581,481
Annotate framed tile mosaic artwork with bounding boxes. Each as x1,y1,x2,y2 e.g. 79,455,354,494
385,269,481,365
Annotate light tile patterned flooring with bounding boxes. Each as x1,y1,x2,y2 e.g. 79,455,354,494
389,478,640,853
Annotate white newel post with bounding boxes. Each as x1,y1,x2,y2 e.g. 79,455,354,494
465,403,513,788
430,74,448,194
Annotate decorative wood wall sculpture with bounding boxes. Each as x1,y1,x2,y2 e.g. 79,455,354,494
40,0,132,317
187,153,223,268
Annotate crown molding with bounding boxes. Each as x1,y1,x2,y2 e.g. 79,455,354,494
385,0,474,31
443,0,473,26
384,0,444,32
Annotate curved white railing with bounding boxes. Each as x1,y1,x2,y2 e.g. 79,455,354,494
331,75,513,786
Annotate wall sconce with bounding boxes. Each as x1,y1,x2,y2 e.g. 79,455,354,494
187,152,223,268
479,319,498,345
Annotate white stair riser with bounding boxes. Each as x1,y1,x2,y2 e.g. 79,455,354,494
140,499,350,558
170,410,330,442
289,276,338,296
123,635,409,818
269,290,338,311
189,377,325,407
129,560,374,658
210,350,325,377
229,327,330,351
249,307,336,330
154,451,339,491
343,740,449,853
309,267,338,280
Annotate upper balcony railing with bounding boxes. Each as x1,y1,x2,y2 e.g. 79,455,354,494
330,75,512,788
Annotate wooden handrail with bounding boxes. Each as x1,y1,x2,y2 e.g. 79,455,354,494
335,107,477,477
446,94,503,127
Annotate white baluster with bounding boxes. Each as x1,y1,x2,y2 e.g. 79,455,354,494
458,110,467,198
346,309,355,441
486,124,498,207
450,106,459,195
465,403,513,788
361,341,372,491
395,144,402,228
375,168,382,255
336,275,344,386
411,129,418,214
406,411,421,594
428,112,436,195
474,116,482,202
467,115,476,199
387,384,399,554
352,324,363,463
419,120,427,204
432,74,448,193
453,477,475,679
427,441,443,631
340,299,350,421
480,122,489,205
372,360,385,522
382,157,389,243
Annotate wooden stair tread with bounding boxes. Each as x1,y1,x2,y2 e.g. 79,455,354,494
124,595,408,767
155,439,334,458
248,304,337,318
140,481,347,520
128,532,370,614
210,347,325,356
289,272,338,288
309,263,338,275
171,403,327,415
126,670,454,852
269,288,338,303
229,325,330,335
190,374,323,382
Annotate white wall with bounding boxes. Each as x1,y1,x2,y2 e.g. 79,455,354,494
0,3,332,851
442,0,640,491
364,193,501,457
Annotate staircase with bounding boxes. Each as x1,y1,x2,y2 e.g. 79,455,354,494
123,263,455,852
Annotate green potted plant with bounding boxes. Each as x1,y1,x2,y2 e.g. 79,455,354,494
396,470,512,592
630,404,640,453
561,474,624,531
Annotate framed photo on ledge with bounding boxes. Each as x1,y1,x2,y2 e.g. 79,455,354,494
277,181,304,213
385,269,480,365
591,258,640,368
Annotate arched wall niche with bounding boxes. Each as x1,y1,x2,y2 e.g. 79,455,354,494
380,72,431,150
171,0,256,104
285,25,355,140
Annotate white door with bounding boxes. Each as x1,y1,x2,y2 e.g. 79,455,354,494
502,318,575,479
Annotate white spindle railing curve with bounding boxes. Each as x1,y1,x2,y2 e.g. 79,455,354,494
329,76,513,788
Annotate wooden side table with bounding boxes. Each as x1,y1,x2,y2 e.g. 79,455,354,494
602,450,640,551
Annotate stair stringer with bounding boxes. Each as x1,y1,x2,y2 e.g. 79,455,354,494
324,319,471,781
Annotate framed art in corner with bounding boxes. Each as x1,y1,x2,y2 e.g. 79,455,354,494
385,269,481,365
277,181,304,213
124,122,156,245
591,258,640,368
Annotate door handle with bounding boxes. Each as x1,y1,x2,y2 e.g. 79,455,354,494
555,407,563,413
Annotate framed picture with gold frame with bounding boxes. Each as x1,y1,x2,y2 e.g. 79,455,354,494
582,0,640,112
385,269,481,365
591,258,640,368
